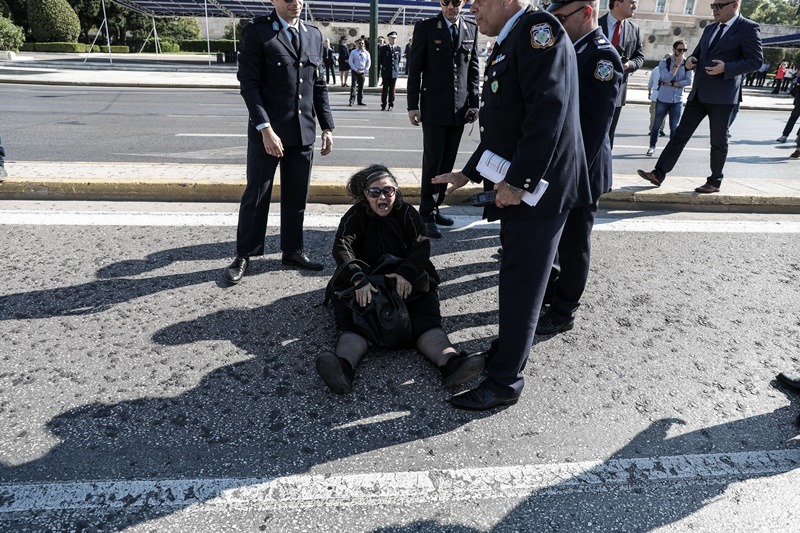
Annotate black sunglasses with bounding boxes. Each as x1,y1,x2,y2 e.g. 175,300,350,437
366,186,397,198
675,48,687,52
441,0,462,6
554,5,585,24
709,1,735,9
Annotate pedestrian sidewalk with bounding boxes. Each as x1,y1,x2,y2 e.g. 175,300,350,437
0,53,796,111
2,161,800,212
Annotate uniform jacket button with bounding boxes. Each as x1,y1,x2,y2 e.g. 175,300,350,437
479,126,484,132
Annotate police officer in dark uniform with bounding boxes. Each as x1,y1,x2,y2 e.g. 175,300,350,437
433,0,592,410
379,31,402,111
536,0,623,335
407,0,480,239
225,0,335,284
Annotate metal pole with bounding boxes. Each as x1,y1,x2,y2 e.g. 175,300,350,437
152,16,161,55
204,0,212,66
100,0,113,64
369,0,378,87
136,26,153,55
84,18,104,63
232,16,237,54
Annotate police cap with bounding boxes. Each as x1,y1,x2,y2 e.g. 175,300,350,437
387,31,398,37
544,0,588,13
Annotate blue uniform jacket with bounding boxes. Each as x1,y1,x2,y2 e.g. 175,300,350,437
237,12,335,148
576,27,623,200
462,9,592,220
379,44,401,80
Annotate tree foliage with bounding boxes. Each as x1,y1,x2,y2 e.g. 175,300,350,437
741,0,800,25
0,14,24,51
27,0,81,42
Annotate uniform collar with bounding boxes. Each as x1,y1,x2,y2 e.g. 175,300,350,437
495,5,527,46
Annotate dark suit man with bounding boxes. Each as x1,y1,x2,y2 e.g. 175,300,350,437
0,133,6,179
225,0,335,284
407,0,480,239
598,0,643,148
638,0,762,194
379,31,402,111
433,1,592,410
537,0,622,336
322,38,336,85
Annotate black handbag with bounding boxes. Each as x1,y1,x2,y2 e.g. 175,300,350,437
324,255,429,348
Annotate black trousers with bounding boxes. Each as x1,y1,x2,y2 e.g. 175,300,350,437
420,123,464,220
654,96,734,187
236,127,313,258
0,134,4,163
549,200,599,319
486,212,568,397
381,77,397,108
349,72,365,104
608,106,622,149
782,101,800,137
325,62,337,84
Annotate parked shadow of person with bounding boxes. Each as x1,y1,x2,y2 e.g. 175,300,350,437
0,289,490,530
95,241,235,279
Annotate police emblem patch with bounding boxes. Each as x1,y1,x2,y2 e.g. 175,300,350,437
594,59,614,81
530,23,555,49
491,80,499,93
272,21,279,31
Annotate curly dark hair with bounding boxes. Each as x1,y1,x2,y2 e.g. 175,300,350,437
346,164,404,209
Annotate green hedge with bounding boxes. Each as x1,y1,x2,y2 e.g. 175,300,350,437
0,15,24,51
20,42,34,51
179,39,236,53
33,41,89,52
97,45,130,54
127,39,180,53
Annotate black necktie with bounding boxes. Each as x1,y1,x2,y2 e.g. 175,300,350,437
708,23,726,51
451,24,458,48
289,27,301,56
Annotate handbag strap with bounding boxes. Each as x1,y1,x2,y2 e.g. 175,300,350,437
323,257,371,306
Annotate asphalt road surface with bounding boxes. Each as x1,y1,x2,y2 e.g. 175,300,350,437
1,84,797,181
1,201,799,531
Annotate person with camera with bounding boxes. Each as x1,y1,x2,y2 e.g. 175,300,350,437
316,165,485,395
406,0,480,239
646,40,694,156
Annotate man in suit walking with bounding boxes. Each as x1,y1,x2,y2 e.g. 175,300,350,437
433,0,592,410
638,0,762,193
407,0,480,239
322,38,336,85
598,0,643,148
536,0,622,336
379,31,402,111
225,0,335,284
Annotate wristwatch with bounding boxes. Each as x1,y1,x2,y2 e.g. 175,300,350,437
506,183,523,194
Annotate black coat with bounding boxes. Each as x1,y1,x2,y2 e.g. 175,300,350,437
379,44,402,80
237,12,334,147
598,14,644,106
462,9,592,220
406,13,480,125
575,27,623,200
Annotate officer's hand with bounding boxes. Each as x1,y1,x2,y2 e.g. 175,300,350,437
385,273,411,299
321,129,333,156
705,59,725,76
261,127,284,158
431,171,468,195
622,61,630,71
408,110,421,126
685,56,697,70
494,181,523,208
465,108,479,123
355,282,378,307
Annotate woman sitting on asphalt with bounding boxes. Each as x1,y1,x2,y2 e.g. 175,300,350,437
316,164,484,394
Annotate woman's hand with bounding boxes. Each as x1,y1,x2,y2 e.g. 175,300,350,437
385,273,411,299
355,282,378,307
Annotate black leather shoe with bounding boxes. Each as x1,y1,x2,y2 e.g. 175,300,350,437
451,381,519,411
694,182,720,194
316,351,353,394
536,309,575,335
637,169,662,187
425,220,442,239
777,371,800,394
225,257,249,285
440,351,485,388
388,105,393,111
433,210,454,226
282,252,323,271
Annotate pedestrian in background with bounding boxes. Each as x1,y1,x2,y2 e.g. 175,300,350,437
432,0,592,410
225,0,335,284
0,134,7,179
756,61,769,86
348,38,370,106
536,0,623,336
647,57,667,138
599,0,644,148
338,35,350,87
406,0,479,239
379,31,402,111
647,40,693,156
782,63,796,92
638,0,762,194
322,38,337,85
403,38,412,74
772,62,785,94
777,82,800,144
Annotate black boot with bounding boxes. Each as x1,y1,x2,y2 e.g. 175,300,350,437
439,351,485,388
316,351,355,394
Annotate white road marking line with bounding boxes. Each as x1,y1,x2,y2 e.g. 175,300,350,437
1,449,798,512
2,211,800,233
175,134,375,140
